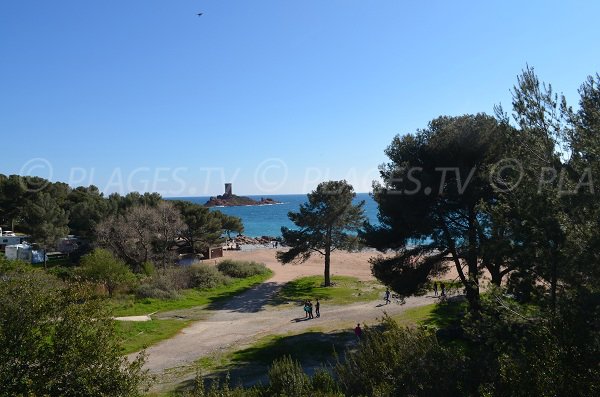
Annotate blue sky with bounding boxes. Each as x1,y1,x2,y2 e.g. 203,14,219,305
1,0,599,196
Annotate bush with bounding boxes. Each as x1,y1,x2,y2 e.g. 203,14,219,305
335,315,465,397
46,266,77,281
135,283,179,300
135,265,231,299
216,260,270,278
135,267,188,299
80,249,135,297
268,355,311,397
0,271,146,396
311,368,341,396
188,264,231,289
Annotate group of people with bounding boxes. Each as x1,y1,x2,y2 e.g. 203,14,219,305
432,282,446,297
303,299,320,319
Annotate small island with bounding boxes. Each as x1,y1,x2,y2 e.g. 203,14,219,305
205,183,281,207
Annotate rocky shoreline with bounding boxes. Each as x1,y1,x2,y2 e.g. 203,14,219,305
223,234,282,249
205,195,281,207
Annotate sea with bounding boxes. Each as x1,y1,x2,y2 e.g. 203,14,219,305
168,193,379,238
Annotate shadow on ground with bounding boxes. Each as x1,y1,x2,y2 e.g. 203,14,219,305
172,329,355,392
203,282,283,313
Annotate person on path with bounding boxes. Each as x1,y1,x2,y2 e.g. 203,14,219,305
433,282,438,296
303,300,310,318
315,299,320,318
354,323,362,340
384,288,391,305
308,301,314,319
440,282,446,297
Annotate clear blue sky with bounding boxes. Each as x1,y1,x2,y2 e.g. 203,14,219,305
1,0,599,196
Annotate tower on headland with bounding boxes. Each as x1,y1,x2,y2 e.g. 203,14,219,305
224,183,232,197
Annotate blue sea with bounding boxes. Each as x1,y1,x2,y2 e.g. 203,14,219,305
168,193,379,237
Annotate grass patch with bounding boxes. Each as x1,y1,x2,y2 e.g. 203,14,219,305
115,319,190,354
273,275,385,306
112,271,272,316
392,298,467,329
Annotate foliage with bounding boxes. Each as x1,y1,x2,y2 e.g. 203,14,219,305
0,271,146,396
335,315,466,397
217,259,270,278
80,248,135,297
363,114,513,312
216,211,245,239
267,355,311,397
96,202,186,271
173,200,226,254
0,255,32,274
183,372,261,397
278,180,365,286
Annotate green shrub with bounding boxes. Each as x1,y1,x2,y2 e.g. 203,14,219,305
217,259,270,278
335,315,465,397
188,264,231,289
311,367,341,396
46,266,77,281
80,249,135,297
268,355,311,397
0,271,146,396
183,372,261,397
135,283,179,300
135,267,188,299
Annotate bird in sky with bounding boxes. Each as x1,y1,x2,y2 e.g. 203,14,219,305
197,12,203,16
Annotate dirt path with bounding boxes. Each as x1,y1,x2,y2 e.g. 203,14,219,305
134,249,440,390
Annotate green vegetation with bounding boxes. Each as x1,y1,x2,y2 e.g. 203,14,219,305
112,271,272,316
217,259,270,278
273,275,384,305
116,319,191,354
278,180,366,286
0,272,146,396
80,248,135,297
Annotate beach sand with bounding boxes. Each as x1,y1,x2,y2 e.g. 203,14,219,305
215,246,466,283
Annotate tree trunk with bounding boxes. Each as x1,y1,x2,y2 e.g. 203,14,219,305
490,263,502,286
324,245,331,287
467,207,481,314
550,256,557,315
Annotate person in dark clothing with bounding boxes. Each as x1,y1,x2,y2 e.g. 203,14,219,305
315,299,320,318
433,282,438,296
440,282,446,297
354,323,362,340
384,288,391,304
308,301,314,319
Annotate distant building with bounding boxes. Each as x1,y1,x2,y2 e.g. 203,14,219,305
201,246,223,260
4,243,46,263
0,229,30,252
224,183,233,197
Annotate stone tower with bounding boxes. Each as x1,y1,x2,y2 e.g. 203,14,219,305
224,183,232,197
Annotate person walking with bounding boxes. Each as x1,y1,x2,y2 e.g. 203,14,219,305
433,282,438,296
308,301,314,319
315,299,320,318
303,300,310,318
354,323,362,340
384,288,391,305
440,282,446,297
